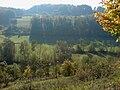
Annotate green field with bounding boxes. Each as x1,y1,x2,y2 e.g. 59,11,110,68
0,35,29,43
16,16,32,29
9,36,29,42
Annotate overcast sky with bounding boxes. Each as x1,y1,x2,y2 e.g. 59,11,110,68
0,0,102,9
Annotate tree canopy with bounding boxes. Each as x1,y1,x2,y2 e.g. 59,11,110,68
96,0,120,42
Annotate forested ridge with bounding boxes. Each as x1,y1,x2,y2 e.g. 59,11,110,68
0,4,104,19
0,4,104,25
30,15,114,43
0,4,104,16
0,4,109,44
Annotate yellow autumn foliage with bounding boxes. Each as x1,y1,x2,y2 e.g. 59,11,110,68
96,0,120,42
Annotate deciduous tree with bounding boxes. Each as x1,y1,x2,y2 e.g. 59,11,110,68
96,0,120,41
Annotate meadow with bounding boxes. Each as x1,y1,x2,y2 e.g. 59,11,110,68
0,35,29,42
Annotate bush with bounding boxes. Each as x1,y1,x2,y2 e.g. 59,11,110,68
60,60,77,77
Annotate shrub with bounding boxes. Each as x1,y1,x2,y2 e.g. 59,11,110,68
60,60,77,77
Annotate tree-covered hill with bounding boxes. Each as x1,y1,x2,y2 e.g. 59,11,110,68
25,4,93,16
24,4,105,16
0,4,108,44
30,15,114,43
0,4,105,17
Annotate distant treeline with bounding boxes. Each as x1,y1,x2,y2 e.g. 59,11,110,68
0,4,105,25
25,4,105,16
30,15,114,43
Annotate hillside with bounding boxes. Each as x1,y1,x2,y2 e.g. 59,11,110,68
1,3,120,90
2,15,115,43
29,15,114,43
0,4,108,44
25,4,93,16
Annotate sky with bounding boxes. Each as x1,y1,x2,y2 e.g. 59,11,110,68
0,0,102,9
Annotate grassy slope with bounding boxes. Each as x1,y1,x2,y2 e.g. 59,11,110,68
1,75,120,90
16,16,32,29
